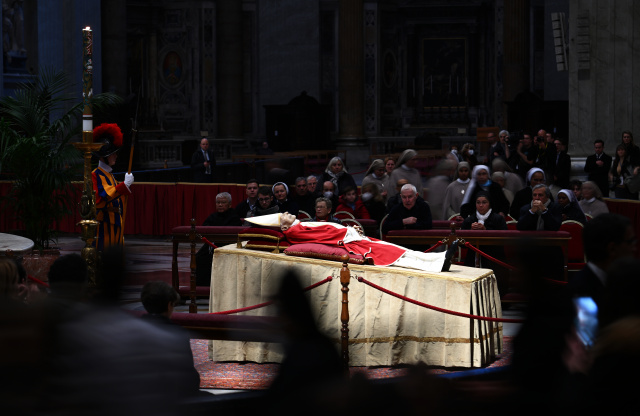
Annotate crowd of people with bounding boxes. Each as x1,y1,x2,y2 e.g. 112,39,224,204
203,129,638,236
3,127,640,414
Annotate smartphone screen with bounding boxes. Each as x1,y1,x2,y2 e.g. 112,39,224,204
573,296,598,348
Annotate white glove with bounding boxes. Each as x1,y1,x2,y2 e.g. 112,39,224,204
124,173,134,187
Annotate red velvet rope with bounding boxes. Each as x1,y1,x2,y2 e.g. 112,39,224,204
209,276,333,315
423,240,444,253
357,276,524,323
543,277,568,285
350,167,369,175
201,236,218,249
462,241,517,270
27,275,50,288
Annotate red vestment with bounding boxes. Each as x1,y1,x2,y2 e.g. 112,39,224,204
283,222,406,266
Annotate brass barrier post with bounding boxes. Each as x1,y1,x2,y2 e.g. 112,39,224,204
74,26,102,286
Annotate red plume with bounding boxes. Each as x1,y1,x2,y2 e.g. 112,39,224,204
93,123,123,147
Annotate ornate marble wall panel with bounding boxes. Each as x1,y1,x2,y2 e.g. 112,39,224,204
257,0,321,138
364,4,378,135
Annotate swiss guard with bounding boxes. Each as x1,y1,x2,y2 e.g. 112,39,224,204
92,123,134,250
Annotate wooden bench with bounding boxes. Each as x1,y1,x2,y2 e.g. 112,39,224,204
171,221,249,308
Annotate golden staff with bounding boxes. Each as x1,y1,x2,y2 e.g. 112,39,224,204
74,26,102,285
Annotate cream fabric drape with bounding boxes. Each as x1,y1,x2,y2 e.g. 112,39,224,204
208,245,502,368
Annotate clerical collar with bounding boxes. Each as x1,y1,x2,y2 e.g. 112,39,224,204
401,164,411,171
585,197,596,203
98,160,112,173
456,178,470,184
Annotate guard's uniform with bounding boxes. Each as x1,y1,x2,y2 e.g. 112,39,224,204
92,165,131,250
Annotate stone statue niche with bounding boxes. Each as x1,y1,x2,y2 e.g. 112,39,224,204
2,0,27,72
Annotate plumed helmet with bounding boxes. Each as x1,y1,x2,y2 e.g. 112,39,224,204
92,123,123,159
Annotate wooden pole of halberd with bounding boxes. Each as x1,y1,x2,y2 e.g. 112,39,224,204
340,254,350,373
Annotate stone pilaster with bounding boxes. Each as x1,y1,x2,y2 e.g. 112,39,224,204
337,0,366,146
502,0,529,129
217,0,243,139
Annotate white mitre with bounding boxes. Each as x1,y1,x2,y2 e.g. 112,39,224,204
244,213,300,228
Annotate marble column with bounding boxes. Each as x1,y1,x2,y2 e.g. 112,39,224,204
337,0,366,146
569,0,640,157
217,0,243,139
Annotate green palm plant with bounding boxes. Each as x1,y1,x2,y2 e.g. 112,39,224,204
0,68,121,250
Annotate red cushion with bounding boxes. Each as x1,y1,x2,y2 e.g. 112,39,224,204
284,243,368,264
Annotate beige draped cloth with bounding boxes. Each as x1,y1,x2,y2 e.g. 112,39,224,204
208,245,503,368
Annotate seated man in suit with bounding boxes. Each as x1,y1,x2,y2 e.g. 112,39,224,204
516,184,562,232
291,176,316,215
517,183,563,279
203,193,243,227
197,193,243,285
382,184,433,235
234,179,259,219
246,186,279,219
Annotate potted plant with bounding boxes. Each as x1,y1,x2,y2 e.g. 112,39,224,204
0,67,121,251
